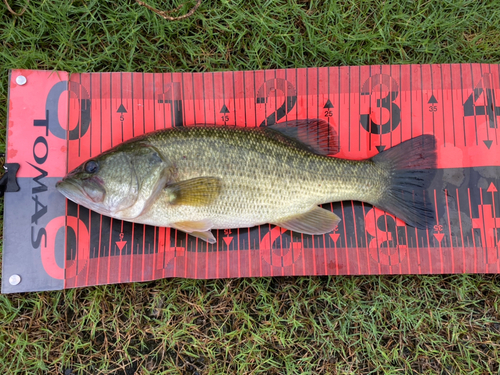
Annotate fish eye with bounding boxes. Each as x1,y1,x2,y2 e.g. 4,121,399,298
84,160,99,174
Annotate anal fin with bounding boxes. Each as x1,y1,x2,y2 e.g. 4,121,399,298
273,206,341,235
189,230,216,244
172,220,217,244
172,219,213,233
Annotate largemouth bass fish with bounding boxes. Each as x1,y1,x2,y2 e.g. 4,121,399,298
56,120,436,244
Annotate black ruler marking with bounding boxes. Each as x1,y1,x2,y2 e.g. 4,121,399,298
472,64,479,146
212,72,216,125
480,64,489,144
222,72,226,127
232,71,236,126
131,72,135,138
142,73,145,135
181,71,187,127
496,66,500,145
191,72,197,125
285,69,289,123
110,74,113,147
410,66,413,139
89,74,92,157
203,71,207,124
420,64,424,136
120,72,123,143
358,66,361,151
399,65,402,145
368,65,371,149
252,70,257,128
449,64,456,147
439,65,446,146
387,64,391,149
99,73,103,154
348,66,351,152
153,72,157,131
78,74,82,158
162,73,167,130
459,64,466,147
430,66,435,138
337,67,341,151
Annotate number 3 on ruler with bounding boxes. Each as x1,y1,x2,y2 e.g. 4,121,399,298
360,74,401,134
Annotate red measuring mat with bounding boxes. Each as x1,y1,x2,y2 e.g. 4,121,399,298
3,65,500,293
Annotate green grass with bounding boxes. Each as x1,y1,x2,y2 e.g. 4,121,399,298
1,0,500,373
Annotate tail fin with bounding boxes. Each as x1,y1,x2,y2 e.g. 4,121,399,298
372,135,437,229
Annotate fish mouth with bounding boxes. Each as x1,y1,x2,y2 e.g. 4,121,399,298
56,178,86,202
56,177,108,216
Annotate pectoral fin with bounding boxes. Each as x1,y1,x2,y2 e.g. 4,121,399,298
171,219,216,244
166,177,222,206
273,206,341,235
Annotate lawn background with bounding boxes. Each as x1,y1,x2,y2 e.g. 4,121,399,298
1,0,500,374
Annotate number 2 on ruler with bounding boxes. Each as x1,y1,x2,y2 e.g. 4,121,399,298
256,78,297,127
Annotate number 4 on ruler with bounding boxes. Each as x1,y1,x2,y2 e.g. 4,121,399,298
463,74,500,128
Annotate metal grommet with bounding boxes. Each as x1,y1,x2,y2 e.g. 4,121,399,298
16,76,27,86
9,274,21,286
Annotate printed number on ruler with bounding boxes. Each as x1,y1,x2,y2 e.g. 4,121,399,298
37,81,91,140
463,73,500,129
158,82,183,127
257,78,297,127
360,74,401,134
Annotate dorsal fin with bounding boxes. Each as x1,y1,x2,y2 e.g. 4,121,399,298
265,119,339,155
139,119,339,156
